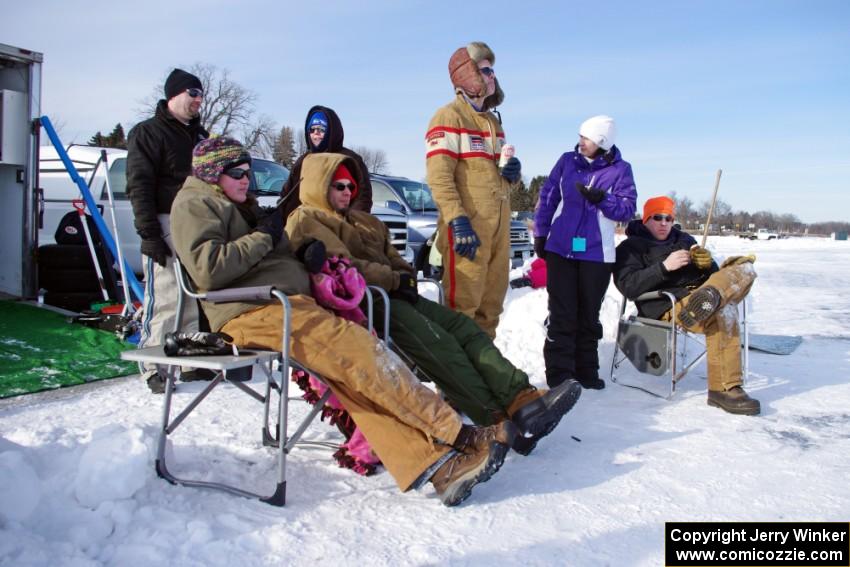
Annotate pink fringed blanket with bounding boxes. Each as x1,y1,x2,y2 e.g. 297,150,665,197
291,255,382,476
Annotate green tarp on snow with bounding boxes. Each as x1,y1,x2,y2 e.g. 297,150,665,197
0,300,136,398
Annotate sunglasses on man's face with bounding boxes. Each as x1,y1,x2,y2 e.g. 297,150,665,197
652,214,674,223
331,182,354,192
479,66,495,77
310,126,326,135
223,168,251,180
186,88,204,98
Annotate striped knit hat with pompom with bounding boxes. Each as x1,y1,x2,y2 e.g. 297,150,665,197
192,136,251,183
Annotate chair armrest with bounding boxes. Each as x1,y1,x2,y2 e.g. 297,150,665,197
634,291,665,302
366,285,391,343
206,286,276,303
417,277,445,306
634,290,679,309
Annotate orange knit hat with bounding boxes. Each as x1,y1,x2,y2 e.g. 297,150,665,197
642,196,675,223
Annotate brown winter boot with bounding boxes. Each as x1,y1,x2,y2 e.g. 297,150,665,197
431,423,514,507
707,386,761,416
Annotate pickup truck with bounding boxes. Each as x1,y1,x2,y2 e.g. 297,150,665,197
370,173,534,275
754,228,778,240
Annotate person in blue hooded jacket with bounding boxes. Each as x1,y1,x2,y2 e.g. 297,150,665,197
533,115,637,390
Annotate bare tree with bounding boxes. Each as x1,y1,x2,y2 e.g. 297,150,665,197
241,114,278,159
353,145,389,174
294,128,307,157
273,126,297,167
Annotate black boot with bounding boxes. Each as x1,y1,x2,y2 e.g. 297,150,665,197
577,377,605,390
510,380,582,456
181,368,218,382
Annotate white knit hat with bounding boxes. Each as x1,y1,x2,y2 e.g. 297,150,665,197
579,115,616,151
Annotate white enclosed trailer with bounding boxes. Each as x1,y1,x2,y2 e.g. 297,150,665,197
0,43,42,298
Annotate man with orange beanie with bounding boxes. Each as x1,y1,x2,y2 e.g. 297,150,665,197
613,196,761,415
425,41,521,338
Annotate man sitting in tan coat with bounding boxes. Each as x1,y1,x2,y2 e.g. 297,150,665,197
170,136,516,506
285,153,581,455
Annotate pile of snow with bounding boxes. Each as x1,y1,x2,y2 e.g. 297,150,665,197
1,236,848,566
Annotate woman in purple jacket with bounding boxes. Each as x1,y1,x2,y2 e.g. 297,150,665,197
533,115,637,390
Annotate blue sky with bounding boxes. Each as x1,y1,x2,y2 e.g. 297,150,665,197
4,0,849,223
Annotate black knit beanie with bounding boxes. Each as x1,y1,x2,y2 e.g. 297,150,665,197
164,68,203,100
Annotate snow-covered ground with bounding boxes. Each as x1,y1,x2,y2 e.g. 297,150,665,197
1,236,849,567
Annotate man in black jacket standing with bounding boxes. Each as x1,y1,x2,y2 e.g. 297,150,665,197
126,68,209,393
613,196,761,415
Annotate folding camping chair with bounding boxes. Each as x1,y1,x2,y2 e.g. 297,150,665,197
609,290,749,399
364,277,446,384
120,260,381,506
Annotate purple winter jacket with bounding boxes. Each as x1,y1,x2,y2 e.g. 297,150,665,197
534,146,637,263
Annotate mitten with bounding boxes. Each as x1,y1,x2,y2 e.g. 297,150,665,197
500,157,522,183
296,239,327,274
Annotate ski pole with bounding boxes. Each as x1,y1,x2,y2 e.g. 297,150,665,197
100,150,134,317
72,199,110,303
701,169,722,248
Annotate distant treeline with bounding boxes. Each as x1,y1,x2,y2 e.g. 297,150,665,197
511,177,848,236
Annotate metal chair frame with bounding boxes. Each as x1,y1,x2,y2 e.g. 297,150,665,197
609,290,749,399
121,260,383,506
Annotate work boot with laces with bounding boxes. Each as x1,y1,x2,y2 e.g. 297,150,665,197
431,423,514,507
707,386,761,416
507,380,582,456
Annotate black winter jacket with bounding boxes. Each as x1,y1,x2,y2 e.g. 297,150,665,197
614,220,718,319
279,105,373,221
126,100,208,239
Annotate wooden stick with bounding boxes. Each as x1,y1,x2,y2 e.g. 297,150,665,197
701,169,722,248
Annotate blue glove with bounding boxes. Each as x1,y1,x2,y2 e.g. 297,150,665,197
449,216,481,260
500,157,521,183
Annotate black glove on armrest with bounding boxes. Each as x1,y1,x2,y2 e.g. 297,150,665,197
295,238,327,274
390,272,419,304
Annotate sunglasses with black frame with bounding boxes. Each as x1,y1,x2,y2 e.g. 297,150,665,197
650,214,674,223
186,87,204,98
223,167,251,180
330,181,355,192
